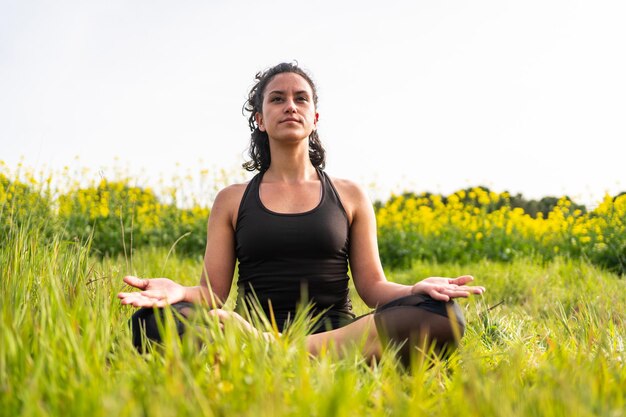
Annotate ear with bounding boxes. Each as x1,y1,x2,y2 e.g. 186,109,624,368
313,112,319,130
255,112,266,132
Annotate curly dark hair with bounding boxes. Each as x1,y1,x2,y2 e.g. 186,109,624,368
242,62,326,172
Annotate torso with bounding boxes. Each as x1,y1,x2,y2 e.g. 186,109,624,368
232,168,356,331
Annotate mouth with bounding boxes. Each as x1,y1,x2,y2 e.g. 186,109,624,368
280,117,301,124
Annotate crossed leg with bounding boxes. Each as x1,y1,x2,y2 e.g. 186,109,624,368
129,295,464,366
305,295,465,366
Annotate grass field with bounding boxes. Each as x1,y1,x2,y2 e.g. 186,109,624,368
2,225,625,417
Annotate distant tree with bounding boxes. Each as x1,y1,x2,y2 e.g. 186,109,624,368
374,186,587,218
507,194,586,218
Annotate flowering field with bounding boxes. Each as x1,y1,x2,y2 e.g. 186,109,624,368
376,188,626,274
2,164,625,274
0,164,212,258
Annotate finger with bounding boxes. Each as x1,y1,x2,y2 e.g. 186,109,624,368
118,293,145,306
119,291,147,303
131,300,166,308
118,291,143,300
470,286,486,294
454,285,486,294
118,292,145,304
122,298,148,307
444,289,471,299
449,275,474,285
429,287,451,301
432,284,476,299
119,292,164,307
123,275,149,289
128,296,167,308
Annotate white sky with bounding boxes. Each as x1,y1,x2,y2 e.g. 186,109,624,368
1,0,625,207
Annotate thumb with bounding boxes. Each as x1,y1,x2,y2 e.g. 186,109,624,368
123,275,148,289
451,275,474,285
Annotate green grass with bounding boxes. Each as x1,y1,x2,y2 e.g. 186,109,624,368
1,227,625,417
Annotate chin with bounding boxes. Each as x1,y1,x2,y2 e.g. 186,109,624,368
270,132,310,143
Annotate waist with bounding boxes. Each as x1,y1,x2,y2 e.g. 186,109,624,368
237,270,354,332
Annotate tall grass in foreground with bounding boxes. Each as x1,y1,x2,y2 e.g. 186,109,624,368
1,227,625,416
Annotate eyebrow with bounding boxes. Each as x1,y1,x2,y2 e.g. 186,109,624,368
267,90,311,96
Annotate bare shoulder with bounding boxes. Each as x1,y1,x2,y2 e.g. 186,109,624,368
211,181,250,227
329,176,368,201
214,182,249,206
327,175,372,223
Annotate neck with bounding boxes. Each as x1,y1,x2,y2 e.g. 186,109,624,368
265,140,317,183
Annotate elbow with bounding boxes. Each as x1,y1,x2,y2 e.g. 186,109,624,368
199,282,228,307
355,279,396,309
355,288,379,309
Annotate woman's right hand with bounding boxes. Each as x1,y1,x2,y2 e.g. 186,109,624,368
117,275,187,308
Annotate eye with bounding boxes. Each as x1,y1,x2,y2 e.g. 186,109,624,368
297,96,309,102
270,96,283,103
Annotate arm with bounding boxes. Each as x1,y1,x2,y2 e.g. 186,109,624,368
118,184,243,308
341,180,409,307
335,180,484,308
191,184,240,306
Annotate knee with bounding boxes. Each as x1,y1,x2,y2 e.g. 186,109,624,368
373,298,466,367
443,299,466,338
130,308,158,351
129,302,193,352
418,299,466,351
414,296,466,339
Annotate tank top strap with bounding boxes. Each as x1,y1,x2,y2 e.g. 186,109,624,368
317,169,348,219
237,171,263,216
237,169,348,222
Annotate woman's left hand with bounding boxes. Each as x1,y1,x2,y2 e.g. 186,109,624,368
411,275,485,301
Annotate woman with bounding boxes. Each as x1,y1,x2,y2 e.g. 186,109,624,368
118,62,485,366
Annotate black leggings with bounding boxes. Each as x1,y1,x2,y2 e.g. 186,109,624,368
130,294,465,366
129,302,195,352
371,294,465,366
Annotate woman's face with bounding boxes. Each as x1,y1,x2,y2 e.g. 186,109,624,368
255,72,318,143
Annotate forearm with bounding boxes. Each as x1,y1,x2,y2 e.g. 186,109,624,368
183,285,226,307
362,281,413,308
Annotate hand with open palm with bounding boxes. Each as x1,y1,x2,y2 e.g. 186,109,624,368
117,276,187,308
411,275,485,301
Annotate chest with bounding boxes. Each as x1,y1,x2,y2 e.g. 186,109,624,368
235,182,349,261
258,182,322,214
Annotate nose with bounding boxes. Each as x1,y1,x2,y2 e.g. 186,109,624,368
284,98,297,113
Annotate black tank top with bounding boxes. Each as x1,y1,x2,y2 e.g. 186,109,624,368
235,169,355,332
